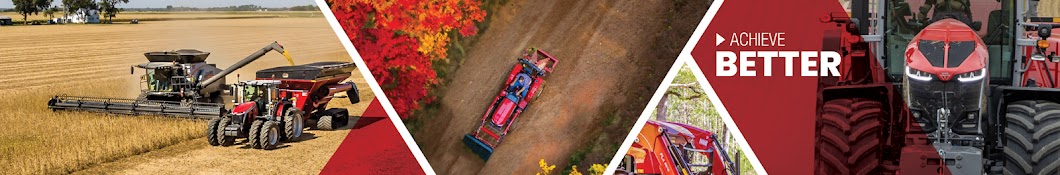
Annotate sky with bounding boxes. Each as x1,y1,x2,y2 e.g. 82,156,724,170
0,0,317,9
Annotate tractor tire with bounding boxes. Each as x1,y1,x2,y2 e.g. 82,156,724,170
249,120,264,149
815,98,883,175
259,121,280,150
207,117,221,146
218,117,235,146
283,108,304,141
1004,100,1060,175
318,115,334,131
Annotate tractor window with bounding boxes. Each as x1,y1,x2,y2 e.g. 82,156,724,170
918,40,947,67
948,41,976,67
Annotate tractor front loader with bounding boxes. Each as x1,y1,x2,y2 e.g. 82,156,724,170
617,121,741,175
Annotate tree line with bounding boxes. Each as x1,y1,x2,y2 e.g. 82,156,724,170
10,0,128,23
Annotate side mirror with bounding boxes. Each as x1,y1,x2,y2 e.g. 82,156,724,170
1040,25,1053,39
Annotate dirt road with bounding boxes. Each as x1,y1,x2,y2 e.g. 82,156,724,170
412,0,706,174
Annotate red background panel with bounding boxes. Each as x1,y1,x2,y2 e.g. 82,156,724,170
320,99,425,175
690,0,847,173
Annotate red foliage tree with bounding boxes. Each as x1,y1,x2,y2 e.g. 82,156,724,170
330,0,485,118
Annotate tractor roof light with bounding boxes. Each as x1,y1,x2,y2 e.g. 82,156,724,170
905,67,933,81
957,68,986,82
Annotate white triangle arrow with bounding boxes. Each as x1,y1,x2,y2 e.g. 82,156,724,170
716,33,725,46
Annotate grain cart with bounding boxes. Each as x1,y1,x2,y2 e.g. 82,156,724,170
47,41,294,119
616,121,741,175
814,0,1060,174
209,61,360,150
463,48,558,160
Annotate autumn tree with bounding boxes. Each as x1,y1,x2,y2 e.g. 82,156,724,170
329,0,486,118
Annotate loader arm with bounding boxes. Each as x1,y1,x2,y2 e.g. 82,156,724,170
198,41,295,88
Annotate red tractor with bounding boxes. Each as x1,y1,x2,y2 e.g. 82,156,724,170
616,121,741,175
815,0,1060,174
463,48,558,160
208,61,360,150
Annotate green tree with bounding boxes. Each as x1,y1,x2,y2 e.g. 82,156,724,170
62,0,96,15
97,0,127,23
43,6,58,19
11,0,52,23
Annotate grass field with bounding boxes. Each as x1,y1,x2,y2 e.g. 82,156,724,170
0,17,353,175
0,11,322,23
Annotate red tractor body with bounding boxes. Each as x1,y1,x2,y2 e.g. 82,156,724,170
209,61,360,150
463,48,558,160
618,121,739,175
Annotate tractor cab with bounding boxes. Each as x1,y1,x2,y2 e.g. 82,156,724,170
134,49,224,102
230,80,282,120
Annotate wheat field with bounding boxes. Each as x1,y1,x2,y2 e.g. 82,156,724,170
0,81,204,174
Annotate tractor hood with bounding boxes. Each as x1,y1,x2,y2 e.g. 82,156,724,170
230,102,257,115
905,19,988,81
491,96,518,126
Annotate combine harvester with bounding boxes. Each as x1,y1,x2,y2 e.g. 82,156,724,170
463,48,558,160
209,62,360,149
616,121,741,175
47,42,295,119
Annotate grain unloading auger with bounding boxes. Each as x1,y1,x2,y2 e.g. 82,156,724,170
48,41,296,119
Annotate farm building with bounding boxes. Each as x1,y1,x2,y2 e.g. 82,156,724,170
61,9,100,24
0,16,12,26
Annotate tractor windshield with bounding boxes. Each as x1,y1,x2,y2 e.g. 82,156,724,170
145,68,174,92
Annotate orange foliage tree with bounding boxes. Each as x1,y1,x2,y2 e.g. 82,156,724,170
329,0,486,118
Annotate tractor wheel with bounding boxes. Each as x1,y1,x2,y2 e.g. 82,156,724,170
249,120,264,149
206,117,221,146
217,117,235,146
1003,100,1060,175
283,108,304,141
815,98,883,175
318,115,334,131
259,121,280,150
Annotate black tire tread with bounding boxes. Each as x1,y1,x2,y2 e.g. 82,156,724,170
318,115,333,131
249,120,264,149
260,121,279,150
816,98,883,175
206,117,221,146
1004,100,1060,175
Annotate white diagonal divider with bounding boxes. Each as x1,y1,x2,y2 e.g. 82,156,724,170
314,1,438,174
604,0,768,174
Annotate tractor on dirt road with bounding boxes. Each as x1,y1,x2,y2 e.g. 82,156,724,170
616,120,741,175
47,41,295,119
463,48,558,160
209,61,360,150
815,0,1060,174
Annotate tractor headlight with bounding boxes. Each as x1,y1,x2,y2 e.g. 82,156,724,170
905,67,933,81
957,68,986,82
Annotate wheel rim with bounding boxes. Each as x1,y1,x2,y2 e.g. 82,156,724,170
294,115,303,137
268,127,278,145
